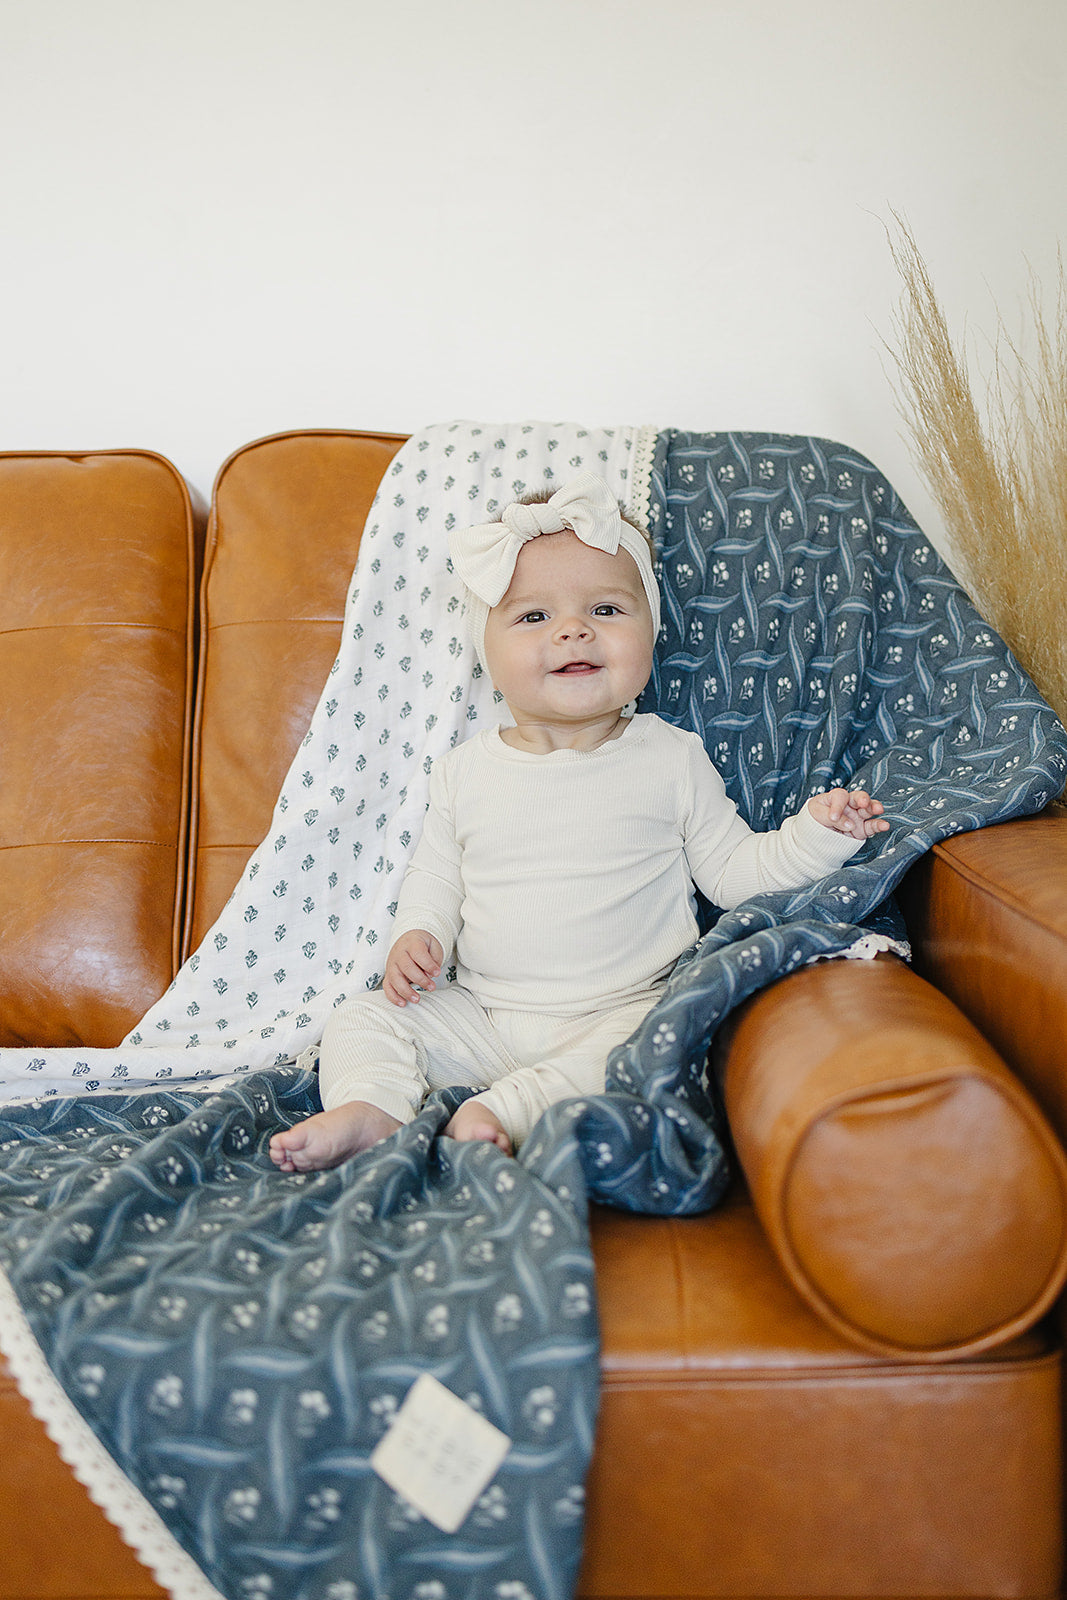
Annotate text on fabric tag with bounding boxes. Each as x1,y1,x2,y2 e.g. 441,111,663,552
370,1372,511,1532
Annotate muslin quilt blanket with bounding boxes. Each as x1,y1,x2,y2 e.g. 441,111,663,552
1,423,1065,1600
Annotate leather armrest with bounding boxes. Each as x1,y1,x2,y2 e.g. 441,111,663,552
899,806,1067,1142
719,954,1067,1359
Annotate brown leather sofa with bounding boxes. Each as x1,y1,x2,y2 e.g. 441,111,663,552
3,430,1067,1600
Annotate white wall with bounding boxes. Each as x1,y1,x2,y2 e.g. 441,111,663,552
3,0,1065,554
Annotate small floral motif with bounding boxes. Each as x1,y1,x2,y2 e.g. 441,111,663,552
147,1374,184,1415
423,1303,450,1339
529,1209,554,1240
305,1487,343,1528
561,1282,591,1318
225,1389,259,1426
493,1293,523,1332
297,1390,332,1429
361,1309,390,1342
76,1362,106,1398
150,1475,186,1510
522,1386,558,1433
153,1294,188,1325
553,1485,585,1524
369,1394,399,1430
225,1487,261,1525
290,1303,323,1335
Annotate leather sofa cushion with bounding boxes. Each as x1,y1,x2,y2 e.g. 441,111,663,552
185,429,405,957
0,451,203,1045
723,955,1067,1357
581,1194,1061,1598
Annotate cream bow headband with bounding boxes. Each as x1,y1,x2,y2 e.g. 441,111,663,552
448,471,660,668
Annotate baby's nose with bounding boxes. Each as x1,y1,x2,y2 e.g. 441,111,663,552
558,616,592,640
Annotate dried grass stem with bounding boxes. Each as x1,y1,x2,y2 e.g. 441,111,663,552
886,217,1067,729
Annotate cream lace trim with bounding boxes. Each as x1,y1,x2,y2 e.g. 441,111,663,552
628,422,659,534
808,932,912,964
0,1271,225,1600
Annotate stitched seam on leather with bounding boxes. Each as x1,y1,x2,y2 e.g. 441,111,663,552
0,839,175,850
0,622,185,637
597,1353,1060,1384
206,616,345,630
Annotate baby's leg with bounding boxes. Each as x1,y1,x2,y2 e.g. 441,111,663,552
270,991,428,1173
444,1098,513,1153
272,986,515,1172
462,994,661,1150
269,1101,403,1173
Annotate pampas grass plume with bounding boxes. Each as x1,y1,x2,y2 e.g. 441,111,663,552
886,215,1067,734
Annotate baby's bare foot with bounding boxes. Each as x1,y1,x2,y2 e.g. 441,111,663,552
444,1100,513,1155
269,1101,402,1173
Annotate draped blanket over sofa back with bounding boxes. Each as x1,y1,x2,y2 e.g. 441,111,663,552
0,424,1065,1600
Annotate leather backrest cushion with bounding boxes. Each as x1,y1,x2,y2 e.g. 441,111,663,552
722,955,1067,1357
185,430,404,957
0,451,202,1045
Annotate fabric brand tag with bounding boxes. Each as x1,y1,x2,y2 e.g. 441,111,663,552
370,1372,512,1532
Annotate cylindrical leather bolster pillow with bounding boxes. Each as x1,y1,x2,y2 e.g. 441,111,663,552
721,955,1067,1359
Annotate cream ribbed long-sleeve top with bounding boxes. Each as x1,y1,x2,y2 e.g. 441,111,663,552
391,714,861,1015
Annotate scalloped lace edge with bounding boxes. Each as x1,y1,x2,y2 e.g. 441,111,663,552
628,423,659,533
0,1270,225,1600
808,932,912,964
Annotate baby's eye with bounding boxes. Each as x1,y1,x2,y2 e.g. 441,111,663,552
592,604,622,616
518,609,548,624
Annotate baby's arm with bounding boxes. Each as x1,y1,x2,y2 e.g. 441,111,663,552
682,736,879,908
386,753,463,1000
807,787,889,840
383,931,444,1007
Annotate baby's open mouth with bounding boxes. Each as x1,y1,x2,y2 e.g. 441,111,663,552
554,661,600,674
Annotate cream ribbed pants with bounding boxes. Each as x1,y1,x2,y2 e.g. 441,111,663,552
317,984,660,1148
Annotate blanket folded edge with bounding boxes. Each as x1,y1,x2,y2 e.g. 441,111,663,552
0,1270,224,1600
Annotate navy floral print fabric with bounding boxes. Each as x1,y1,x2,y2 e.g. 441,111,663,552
607,431,1067,1165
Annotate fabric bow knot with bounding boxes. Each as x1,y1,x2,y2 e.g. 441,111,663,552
450,472,626,608
448,472,660,668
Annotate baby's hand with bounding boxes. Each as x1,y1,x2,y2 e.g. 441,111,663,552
384,930,444,1006
807,787,890,840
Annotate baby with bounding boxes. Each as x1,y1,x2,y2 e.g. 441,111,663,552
269,473,887,1172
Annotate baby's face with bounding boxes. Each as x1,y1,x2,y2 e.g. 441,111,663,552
482,531,654,733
